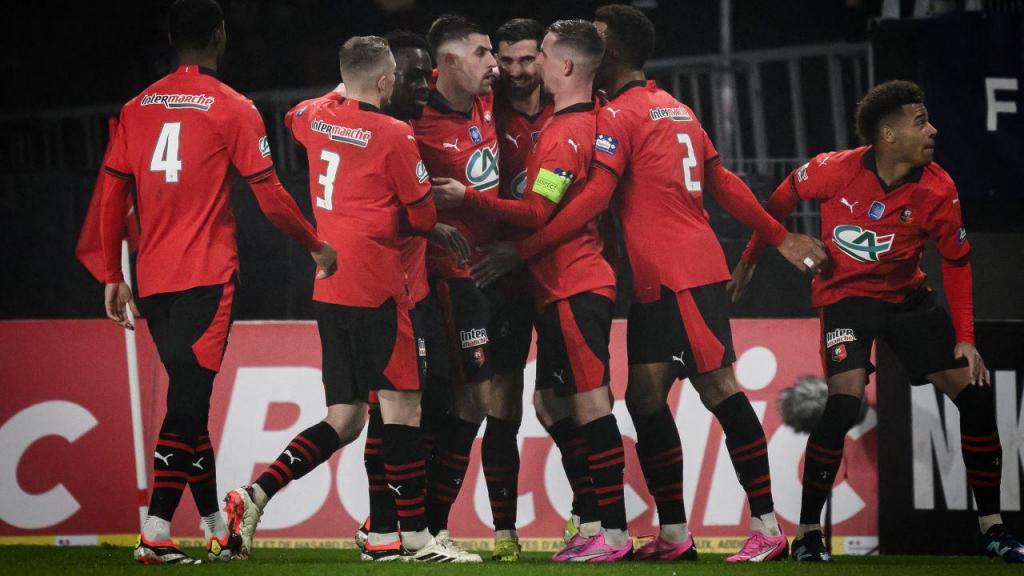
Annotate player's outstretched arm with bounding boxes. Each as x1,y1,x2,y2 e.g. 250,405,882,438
431,177,553,230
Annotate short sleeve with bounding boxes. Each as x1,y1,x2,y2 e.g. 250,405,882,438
223,99,274,179
592,105,631,177
387,124,432,206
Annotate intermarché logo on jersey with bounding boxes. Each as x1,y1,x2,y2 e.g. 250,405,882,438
311,119,372,148
465,144,499,191
832,224,894,263
141,93,215,111
649,106,692,122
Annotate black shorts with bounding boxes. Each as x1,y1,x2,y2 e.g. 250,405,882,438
485,278,536,374
535,292,613,397
314,298,419,406
410,291,449,381
821,285,967,384
138,278,237,420
434,277,494,385
627,283,736,380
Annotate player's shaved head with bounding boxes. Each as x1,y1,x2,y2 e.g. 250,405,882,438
339,36,394,87
855,80,926,145
594,4,655,70
168,0,224,51
546,19,604,78
427,13,486,58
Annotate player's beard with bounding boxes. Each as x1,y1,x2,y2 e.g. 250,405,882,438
503,74,541,99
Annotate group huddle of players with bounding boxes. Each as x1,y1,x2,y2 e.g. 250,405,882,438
97,0,1024,566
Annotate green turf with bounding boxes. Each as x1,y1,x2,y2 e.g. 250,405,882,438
0,547,1018,575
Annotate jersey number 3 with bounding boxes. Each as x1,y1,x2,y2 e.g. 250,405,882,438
677,133,701,193
151,122,183,183
317,150,340,210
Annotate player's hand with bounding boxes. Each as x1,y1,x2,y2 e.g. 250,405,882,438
312,241,338,279
430,177,467,210
726,260,756,303
777,232,829,275
955,341,989,386
104,282,140,330
471,242,521,288
429,223,470,267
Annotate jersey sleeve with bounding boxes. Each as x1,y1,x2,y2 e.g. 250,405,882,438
529,126,585,207
223,99,275,180
387,124,436,234
701,126,719,164
592,105,631,178
103,107,132,178
922,175,971,261
789,152,841,201
283,100,312,148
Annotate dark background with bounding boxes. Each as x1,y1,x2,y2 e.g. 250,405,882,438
2,0,1021,321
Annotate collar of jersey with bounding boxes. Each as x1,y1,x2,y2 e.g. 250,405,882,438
609,79,648,101
427,89,473,119
338,97,384,114
554,100,596,116
863,147,925,194
175,64,219,79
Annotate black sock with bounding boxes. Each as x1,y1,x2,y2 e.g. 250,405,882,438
364,407,397,534
545,418,598,524
384,424,428,533
255,421,340,500
427,416,480,533
634,406,687,525
713,392,775,517
148,416,196,521
482,416,520,531
580,414,627,531
799,393,861,524
188,432,219,517
954,385,1002,516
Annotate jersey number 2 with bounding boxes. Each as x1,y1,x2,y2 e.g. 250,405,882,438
151,122,183,183
677,133,701,193
317,150,340,210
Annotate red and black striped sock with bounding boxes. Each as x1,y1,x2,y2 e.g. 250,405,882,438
365,407,398,534
427,416,479,534
188,432,219,517
954,385,1002,516
713,392,775,517
148,421,195,521
482,416,520,532
384,424,428,533
255,421,340,500
580,414,627,531
798,393,861,524
545,417,598,524
634,406,687,525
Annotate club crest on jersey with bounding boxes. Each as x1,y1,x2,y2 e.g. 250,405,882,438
311,119,372,148
460,328,488,349
484,111,493,126
511,170,527,200
141,93,215,111
900,207,913,224
868,201,886,220
832,224,894,263
416,160,429,183
469,125,483,144
595,133,618,156
258,136,271,158
649,106,692,122
465,145,500,191
531,130,541,143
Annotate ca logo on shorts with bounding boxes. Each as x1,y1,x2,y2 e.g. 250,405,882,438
832,224,894,263
465,144,499,191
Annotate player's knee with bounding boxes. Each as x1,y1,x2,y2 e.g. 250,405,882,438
820,393,863,434
624,385,663,417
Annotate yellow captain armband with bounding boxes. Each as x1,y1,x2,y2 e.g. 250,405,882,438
532,167,574,203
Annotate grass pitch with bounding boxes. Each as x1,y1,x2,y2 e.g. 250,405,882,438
0,546,1019,575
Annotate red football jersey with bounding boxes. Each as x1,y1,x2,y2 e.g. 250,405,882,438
594,80,729,303
287,97,432,308
526,102,616,307
412,90,500,278
103,65,303,297
756,147,970,307
496,97,554,202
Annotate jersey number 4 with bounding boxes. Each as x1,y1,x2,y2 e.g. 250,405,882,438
316,150,340,210
677,133,701,193
151,122,183,183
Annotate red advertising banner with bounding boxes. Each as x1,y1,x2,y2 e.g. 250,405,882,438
0,319,877,552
